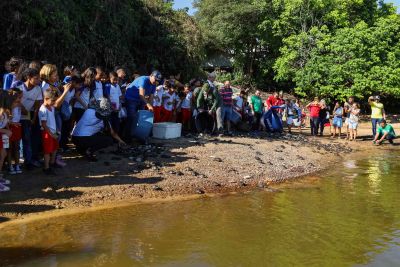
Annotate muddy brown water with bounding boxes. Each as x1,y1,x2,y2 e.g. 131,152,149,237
1,151,400,266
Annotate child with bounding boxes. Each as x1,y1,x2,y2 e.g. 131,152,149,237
331,102,344,139
180,84,192,131
104,72,123,133
153,80,167,123
94,66,105,101
3,57,22,90
16,68,43,169
348,103,360,141
7,88,23,175
60,75,82,151
73,67,96,122
160,83,179,122
63,65,78,82
0,91,13,191
39,85,72,175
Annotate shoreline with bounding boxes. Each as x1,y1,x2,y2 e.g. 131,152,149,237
0,122,399,225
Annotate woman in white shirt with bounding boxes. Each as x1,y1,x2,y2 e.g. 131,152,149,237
72,98,125,161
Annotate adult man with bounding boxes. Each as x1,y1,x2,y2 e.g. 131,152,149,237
368,95,385,137
196,82,221,134
124,70,162,139
197,83,220,114
216,81,233,135
265,91,278,111
250,90,263,131
372,120,395,145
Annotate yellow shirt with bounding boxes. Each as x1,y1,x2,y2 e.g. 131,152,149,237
370,101,384,119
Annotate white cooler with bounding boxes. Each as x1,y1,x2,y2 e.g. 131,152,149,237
152,122,182,139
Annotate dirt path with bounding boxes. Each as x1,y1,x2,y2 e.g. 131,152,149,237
0,122,398,223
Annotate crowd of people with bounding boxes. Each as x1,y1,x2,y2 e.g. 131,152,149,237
0,57,396,192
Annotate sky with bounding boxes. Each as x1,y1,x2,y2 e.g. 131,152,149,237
172,0,400,15
172,0,196,15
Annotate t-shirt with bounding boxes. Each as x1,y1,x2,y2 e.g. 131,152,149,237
219,87,233,106
344,102,352,118
71,108,104,137
0,113,8,128
3,73,16,90
153,86,164,107
74,87,90,109
108,84,122,110
308,103,321,118
94,81,104,100
334,107,343,118
162,92,180,111
39,105,57,134
251,95,263,113
378,124,396,137
125,76,156,101
235,96,244,110
370,101,384,119
17,83,43,120
181,92,192,109
11,106,21,123
265,95,277,110
64,89,76,104
349,108,360,123
41,81,50,94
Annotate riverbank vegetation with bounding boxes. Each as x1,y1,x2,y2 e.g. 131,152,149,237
2,0,400,99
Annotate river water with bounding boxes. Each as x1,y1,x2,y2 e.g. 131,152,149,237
1,151,400,266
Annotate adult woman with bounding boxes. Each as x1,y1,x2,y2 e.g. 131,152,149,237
71,98,126,161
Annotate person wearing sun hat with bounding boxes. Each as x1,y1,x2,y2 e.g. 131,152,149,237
71,97,126,161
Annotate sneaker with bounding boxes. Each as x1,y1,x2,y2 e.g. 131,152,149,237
31,160,42,168
43,168,57,176
8,165,16,175
0,178,11,185
0,183,10,192
51,163,63,169
15,165,22,174
55,155,67,167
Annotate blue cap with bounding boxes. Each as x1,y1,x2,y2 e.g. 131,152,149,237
151,70,162,82
63,76,72,84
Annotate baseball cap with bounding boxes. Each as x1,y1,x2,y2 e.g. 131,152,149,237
151,70,162,82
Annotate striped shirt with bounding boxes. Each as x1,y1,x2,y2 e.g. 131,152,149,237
219,87,233,106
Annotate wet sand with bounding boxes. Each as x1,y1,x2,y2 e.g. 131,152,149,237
0,122,398,223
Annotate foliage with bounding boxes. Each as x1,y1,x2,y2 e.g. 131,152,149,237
195,0,399,99
275,15,400,99
0,0,204,79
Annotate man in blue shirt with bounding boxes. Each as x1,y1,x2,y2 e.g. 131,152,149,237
124,70,162,139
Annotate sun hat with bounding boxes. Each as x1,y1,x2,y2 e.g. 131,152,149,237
94,97,112,118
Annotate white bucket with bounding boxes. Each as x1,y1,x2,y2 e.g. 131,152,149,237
152,123,182,139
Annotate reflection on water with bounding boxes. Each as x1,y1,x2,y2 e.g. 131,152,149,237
1,152,400,267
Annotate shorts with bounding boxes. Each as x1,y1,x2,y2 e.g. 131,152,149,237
160,107,173,122
293,118,301,127
10,124,22,142
42,131,59,154
348,120,358,129
153,106,161,123
333,117,343,128
181,108,191,123
287,116,294,125
220,105,233,122
1,134,9,149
